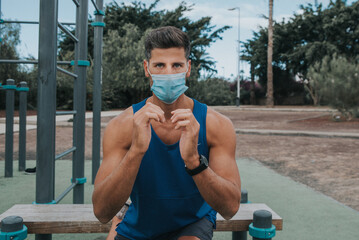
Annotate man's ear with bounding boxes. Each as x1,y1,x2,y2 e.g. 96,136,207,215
144,60,150,77
186,60,192,78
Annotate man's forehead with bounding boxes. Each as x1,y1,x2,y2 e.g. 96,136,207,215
150,47,187,60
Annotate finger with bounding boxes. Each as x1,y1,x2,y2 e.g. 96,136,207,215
144,112,161,122
142,103,165,123
147,102,164,114
171,112,192,123
146,103,165,122
171,108,191,117
174,120,191,130
171,109,192,121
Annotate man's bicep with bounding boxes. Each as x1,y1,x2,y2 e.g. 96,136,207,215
95,146,128,186
94,114,132,186
209,140,239,186
207,112,240,185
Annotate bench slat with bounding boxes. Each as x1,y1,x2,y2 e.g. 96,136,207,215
0,204,282,234
216,203,282,231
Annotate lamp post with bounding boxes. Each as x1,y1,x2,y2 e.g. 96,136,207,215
229,7,240,107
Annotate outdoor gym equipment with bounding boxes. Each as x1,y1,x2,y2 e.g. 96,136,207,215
0,203,282,239
1,79,29,177
0,0,104,239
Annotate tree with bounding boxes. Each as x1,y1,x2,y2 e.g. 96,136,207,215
308,54,359,119
242,0,359,105
266,0,274,106
0,23,31,109
0,23,23,83
102,24,149,108
59,0,231,108
187,77,235,106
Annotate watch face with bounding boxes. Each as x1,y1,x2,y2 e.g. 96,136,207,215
200,155,209,167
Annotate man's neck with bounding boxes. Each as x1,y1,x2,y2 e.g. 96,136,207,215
148,94,193,120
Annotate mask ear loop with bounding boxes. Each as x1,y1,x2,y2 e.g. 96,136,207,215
146,61,153,77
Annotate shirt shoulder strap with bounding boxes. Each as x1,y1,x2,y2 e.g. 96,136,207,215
132,98,148,114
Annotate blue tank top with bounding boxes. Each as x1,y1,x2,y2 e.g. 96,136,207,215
116,98,217,239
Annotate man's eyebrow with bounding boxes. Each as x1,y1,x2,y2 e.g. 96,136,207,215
150,61,164,65
150,61,186,65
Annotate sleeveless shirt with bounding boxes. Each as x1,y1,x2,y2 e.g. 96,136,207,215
115,98,217,240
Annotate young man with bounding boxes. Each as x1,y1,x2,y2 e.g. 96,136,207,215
93,26,241,240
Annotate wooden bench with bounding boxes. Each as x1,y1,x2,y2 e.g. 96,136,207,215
0,204,282,234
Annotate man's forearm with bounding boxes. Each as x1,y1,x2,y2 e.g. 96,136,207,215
192,167,241,220
93,148,144,223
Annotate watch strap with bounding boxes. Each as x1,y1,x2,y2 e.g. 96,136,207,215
185,155,208,176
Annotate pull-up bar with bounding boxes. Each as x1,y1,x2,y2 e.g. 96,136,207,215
1,19,76,26
57,66,78,78
91,0,100,14
0,59,72,65
72,0,80,7
58,22,78,43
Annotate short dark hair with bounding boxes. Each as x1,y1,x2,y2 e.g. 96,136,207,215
145,26,191,60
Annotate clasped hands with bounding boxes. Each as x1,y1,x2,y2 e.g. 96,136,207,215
132,102,200,168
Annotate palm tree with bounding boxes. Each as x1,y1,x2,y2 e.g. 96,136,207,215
266,0,274,106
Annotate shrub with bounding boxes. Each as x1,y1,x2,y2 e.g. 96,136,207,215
308,54,359,119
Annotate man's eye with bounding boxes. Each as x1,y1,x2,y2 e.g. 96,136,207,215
155,64,164,68
174,64,182,68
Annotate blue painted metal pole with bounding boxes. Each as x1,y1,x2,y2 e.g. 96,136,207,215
5,79,15,178
232,189,248,240
18,81,28,171
73,0,88,203
92,0,104,184
36,0,58,239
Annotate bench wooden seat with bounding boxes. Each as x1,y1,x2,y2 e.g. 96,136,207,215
0,204,282,234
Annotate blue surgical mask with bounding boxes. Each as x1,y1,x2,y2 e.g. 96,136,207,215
148,67,189,104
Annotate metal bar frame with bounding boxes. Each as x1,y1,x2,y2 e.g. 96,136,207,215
55,147,76,160
56,110,77,116
36,0,58,239
1,20,76,26
58,22,79,42
0,59,71,65
5,79,15,178
72,0,80,7
90,0,100,13
92,0,104,183
2,0,104,221
57,66,78,78
72,0,88,204
18,82,28,171
54,182,77,203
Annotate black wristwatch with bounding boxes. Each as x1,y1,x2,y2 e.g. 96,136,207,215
185,155,209,176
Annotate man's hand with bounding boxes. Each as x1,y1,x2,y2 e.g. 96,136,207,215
171,109,200,169
132,102,165,154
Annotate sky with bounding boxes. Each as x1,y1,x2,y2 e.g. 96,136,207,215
0,0,356,80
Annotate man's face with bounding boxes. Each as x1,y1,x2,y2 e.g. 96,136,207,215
144,47,191,85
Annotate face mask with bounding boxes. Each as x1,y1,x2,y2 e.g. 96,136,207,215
148,66,189,104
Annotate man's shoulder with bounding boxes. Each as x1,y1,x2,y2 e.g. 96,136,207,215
206,107,233,127
206,107,235,145
106,106,134,132
103,107,134,149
